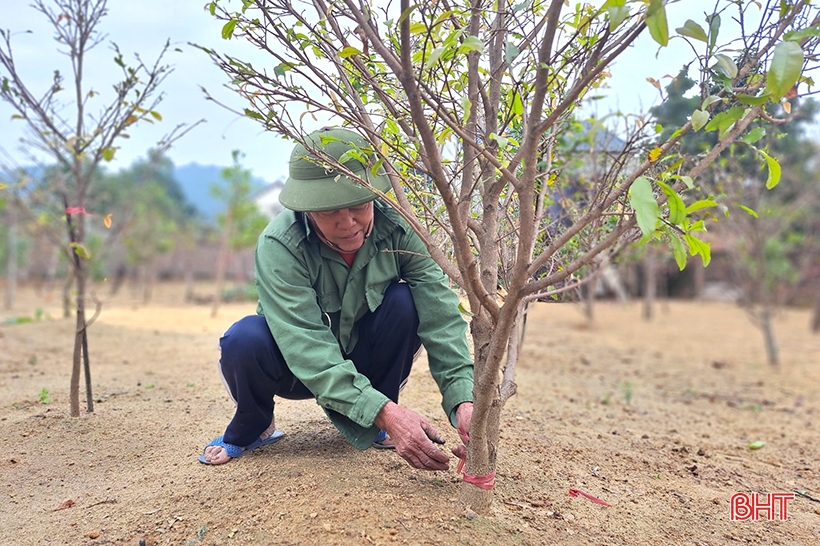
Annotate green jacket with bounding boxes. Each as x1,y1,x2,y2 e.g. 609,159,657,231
254,200,474,449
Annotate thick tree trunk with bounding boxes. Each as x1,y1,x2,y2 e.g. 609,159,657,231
457,313,511,513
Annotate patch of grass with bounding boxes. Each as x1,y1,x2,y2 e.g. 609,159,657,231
38,388,51,404
620,381,634,404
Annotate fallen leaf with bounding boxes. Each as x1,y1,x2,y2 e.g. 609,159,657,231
55,499,75,511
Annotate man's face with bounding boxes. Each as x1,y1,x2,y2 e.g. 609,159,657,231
309,201,374,253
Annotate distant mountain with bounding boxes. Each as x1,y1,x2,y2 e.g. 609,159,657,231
174,162,275,221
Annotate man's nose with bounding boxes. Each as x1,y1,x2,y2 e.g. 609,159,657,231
337,209,356,227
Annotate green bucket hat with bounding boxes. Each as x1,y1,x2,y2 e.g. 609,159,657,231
279,127,392,212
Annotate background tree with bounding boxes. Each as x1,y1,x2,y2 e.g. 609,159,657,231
202,0,820,512
210,150,270,317
93,151,198,302
652,66,820,364
0,0,191,416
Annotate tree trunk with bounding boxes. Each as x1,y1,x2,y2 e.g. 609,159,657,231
812,290,820,333
642,249,656,321
693,255,705,299
4,202,17,310
62,270,74,319
70,250,87,416
212,212,234,317
760,305,779,366
457,314,509,513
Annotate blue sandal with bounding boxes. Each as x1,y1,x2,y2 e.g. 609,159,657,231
372,429,395,450
199,430,284,464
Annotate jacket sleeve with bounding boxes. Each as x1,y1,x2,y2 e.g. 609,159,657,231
394,228,475,426
254,234,390,429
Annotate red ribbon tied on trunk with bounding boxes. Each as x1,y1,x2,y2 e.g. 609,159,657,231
455,426,496,490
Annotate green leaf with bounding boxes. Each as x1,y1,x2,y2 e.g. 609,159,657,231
604,0,629,31
748,440,766,450
707,14,720,53
458,35,484,54
679,176,694,189
70,242,91,260
656,180,686,225
244,108,264,121
714,53,738,79
676,20,708,42
628,176,659,240
766,40,804,100
504,41,519,65
398,3,419,25
338,46,362,58
149,110,162,121
274,62,293,77
645,0,669,47
704,106,744,138
670,235,687,270
701,95,721,109
221,19,237,40
511,90,523,116
409,22,427,35
684,234,711,266
458,301,474,317
758,150,781,189
739,205,758,218
736,91,771,106
741,127,766,145
102,147,115,161
685,200,718,214
784,28,820,42
424,47,445,69
691,109,709,131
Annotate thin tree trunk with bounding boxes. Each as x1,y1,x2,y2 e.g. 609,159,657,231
212,212,234,317
582,281,595,322
4,201,17,310
642,249,656,321
760,304,779,366
64,194,93,416
812,290,820,333
63,270,74,319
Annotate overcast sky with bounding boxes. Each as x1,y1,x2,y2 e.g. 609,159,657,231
0,0,733,183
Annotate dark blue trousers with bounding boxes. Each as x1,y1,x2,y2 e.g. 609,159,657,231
218,283,421,447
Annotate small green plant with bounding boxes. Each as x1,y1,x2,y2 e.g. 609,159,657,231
38,388,51,404
601,393,612,405
620,381,634,405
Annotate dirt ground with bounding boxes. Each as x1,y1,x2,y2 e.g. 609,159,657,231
1,282,819,546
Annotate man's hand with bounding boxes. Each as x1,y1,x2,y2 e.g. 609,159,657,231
452,401,473,461
455,401,473,444
374,402,449,471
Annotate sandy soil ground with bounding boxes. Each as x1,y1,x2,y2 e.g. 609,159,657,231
1,282,819,546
